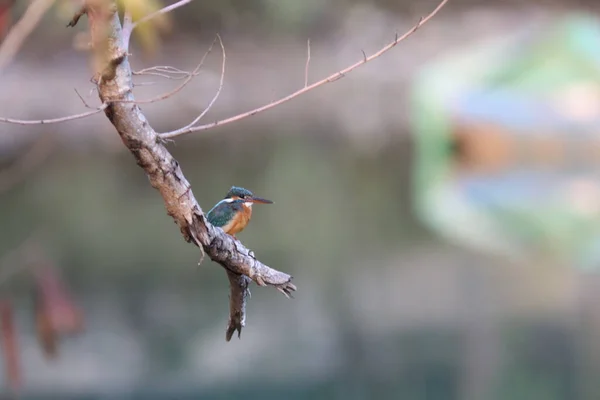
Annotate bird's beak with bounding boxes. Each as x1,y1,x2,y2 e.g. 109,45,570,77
249,196,273,204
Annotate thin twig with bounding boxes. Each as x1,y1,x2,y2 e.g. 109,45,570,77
304,39,310,88
135,65,190,74
115,37,217,105
160,34,226,138
133,66,191,80
0,0,56,72
133,81,158,87
0,105,107,125
1,39,213,124
74,88,97,109
132,0,192,29
133,71,189,80
159,0,449,139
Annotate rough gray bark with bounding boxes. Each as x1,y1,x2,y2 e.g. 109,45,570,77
81,1,295,340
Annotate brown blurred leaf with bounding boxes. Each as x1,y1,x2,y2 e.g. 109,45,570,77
33,265,84,359
0,0,15,39
34,293,58,359
0,300,21,392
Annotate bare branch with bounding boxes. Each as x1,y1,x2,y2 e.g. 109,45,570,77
115,37,217,105
0,104,107,125
121,7,134,44
160,34,225,138
135,65,191,76
74,88,99,109
132,0,192,29
159,0,449,139
133,71,189,80
86,3,295,340
0,0,55,72
133,66,191,80
0,38,213,124
225,270,250,341
304,38,310,88
133,67,191,80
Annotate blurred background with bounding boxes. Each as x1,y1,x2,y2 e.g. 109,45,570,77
3,0,600,399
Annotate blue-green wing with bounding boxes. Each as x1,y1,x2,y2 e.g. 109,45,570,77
206,200,242,227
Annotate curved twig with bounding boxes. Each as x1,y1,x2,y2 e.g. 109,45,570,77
159,0,449,139
116,37,217,105
0,104,106,125
159,34,225,136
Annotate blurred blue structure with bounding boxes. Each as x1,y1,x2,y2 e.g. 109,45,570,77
411,14,600,269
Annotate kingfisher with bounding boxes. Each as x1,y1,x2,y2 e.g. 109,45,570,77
206,186,273,237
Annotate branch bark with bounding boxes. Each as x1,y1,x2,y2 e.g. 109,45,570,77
85,1,295,341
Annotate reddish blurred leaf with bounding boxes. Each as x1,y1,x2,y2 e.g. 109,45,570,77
34,295,58,359
0,300,21,392
0,0,15,39
33,266,84,359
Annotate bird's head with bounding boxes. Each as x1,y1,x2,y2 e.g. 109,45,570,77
225,186,273,207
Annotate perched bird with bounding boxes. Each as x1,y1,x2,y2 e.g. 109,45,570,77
206,186,273,237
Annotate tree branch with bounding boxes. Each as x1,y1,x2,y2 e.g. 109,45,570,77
86,0,295,341
159,34,225,137
0,38,215,125
159,0,449,139
0,104,107,125
117,36,217,104
304,38,310,88
225,270,250,342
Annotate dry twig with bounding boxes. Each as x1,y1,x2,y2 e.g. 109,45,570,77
0,39,216,124
117,37,217,105
133,65,191,80
159,34,225,136
305,39,310,88
159,0,449,139
0,104,107,125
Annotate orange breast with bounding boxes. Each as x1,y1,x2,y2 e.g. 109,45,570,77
222,204,252,235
